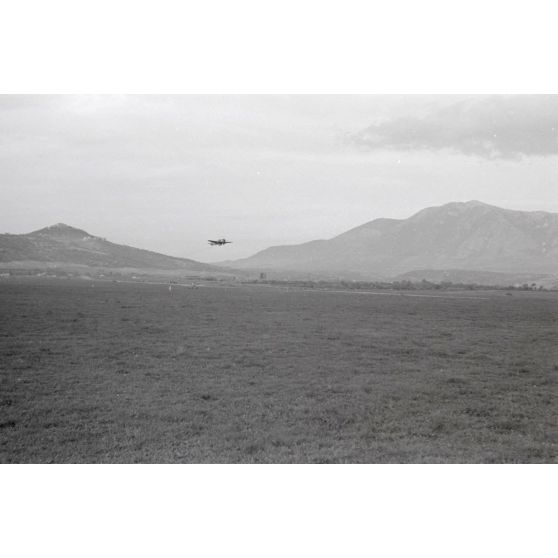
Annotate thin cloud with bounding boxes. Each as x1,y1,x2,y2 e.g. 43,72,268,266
350,95,558,159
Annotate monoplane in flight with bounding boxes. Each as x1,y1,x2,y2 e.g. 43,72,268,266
208,238,232,246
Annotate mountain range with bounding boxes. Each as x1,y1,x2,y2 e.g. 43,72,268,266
220,201,558,281
0,223,219,273
2,201,557,286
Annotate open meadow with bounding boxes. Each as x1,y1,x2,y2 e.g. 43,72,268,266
1,278,556,463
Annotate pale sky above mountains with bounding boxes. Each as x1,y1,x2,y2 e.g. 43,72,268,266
1,95,557,261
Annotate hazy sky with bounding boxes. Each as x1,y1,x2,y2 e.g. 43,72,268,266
1,95,557,261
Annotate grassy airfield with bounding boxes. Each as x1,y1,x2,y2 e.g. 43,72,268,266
1,278,556,463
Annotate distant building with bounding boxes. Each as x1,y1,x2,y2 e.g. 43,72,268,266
260,272,267,280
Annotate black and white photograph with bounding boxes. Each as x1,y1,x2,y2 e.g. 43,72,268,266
2,93,556,464
1,2,556,557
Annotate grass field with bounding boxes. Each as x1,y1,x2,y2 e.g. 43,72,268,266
1,278,556,463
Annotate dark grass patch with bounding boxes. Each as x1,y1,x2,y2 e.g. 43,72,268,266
0,278,557,463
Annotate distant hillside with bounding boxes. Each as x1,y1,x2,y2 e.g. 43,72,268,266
221,201,558,279
0,223,219,272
